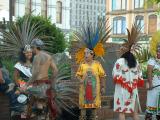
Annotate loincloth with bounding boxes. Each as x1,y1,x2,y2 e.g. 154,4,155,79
27,80,57,117
27,80,51,98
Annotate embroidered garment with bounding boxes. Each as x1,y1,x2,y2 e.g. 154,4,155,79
112,58,144,113
76,60,106,108
146,58,160,115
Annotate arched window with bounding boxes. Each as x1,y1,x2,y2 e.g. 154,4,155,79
113,16,126,34
148,14,157,34
135,15,144,32
56,1,62,24
112,0,126,11
134,0,144,9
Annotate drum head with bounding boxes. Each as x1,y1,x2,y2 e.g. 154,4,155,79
17,94,27,104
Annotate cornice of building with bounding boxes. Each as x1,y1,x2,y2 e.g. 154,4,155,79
111,33,148,38
111,34,127,38
106,8,157,15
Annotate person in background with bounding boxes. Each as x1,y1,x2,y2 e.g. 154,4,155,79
0,59,15,93
14,45,33,93
74,20,109,119
145,31,160,120
26,39,58,119
112,24,144,120
13,45,33,118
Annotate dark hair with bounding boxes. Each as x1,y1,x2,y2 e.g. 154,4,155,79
19,48,34,63
121,51,137,68
90,51,95,58
36,47,41,50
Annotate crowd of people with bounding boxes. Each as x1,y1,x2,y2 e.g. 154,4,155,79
0,25,160,120
0,38,58,119
74,23,160,120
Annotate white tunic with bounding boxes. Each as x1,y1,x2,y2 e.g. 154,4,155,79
146,58,160,115
112,58,143,113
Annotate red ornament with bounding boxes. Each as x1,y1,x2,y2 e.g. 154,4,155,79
122,108,128,113
115,107,121,112
117,98,120,105
116,63,120,70
125,101,131,106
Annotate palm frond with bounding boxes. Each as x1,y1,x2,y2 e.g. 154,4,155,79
0,15,45,57
135,46,151,63
51,53,78,115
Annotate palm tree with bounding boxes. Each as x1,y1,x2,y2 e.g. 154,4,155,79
144,0,160,8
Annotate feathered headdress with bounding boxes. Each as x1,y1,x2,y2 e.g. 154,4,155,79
0,15,46,57
23,45,32,52
121,23,142,54
150,30,160,57
74,18,111,63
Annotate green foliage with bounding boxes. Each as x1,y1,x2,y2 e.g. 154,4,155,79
135,47,151,63
154,0,160,3
16,14,66,53
1,58,16,80
145,0,160,15
141,62,147,79
135,47,151,79
0,15,45,57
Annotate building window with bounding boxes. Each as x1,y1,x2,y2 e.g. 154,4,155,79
113,16,126,34
15,0,25,17
112,0,126,11
148,14,157,34
48,0,54,22
134,0,144,9
56,1,62,24
135,15,144,32
32,0,41,15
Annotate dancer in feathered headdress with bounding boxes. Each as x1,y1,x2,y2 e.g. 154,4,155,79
74,18,111,63
145,31,160,120
75,19,111,120
112,23,144,120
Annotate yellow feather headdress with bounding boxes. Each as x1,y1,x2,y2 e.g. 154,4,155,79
150,31,160,57
74,18,111,64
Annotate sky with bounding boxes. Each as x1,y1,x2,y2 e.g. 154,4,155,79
0,0,9,21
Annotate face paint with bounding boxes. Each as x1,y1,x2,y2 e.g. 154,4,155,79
84,48,94,61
